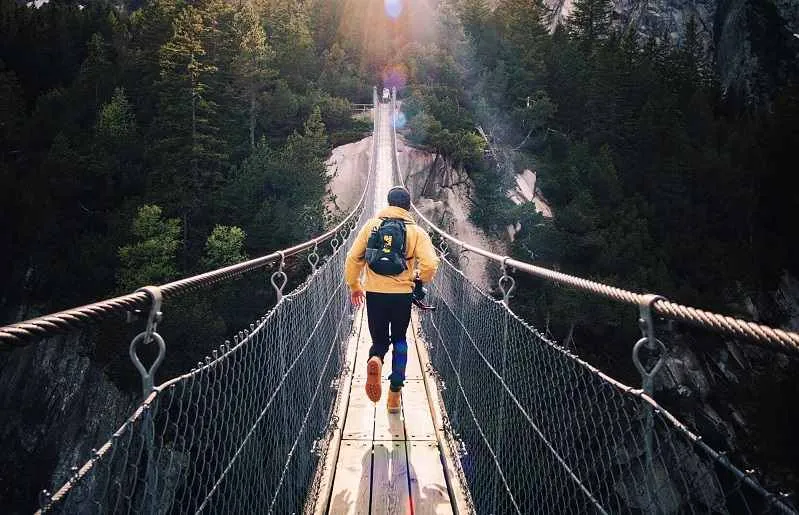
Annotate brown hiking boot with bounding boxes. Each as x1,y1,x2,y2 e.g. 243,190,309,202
387,390,401,413
365,356,382,403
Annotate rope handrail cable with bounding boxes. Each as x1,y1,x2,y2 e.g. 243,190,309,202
0,140,373,348
387,89,799,355
36,94,380,513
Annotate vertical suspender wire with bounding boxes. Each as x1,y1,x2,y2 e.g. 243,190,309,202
634,295,667,514
272,252,290,478
492,259,516,513
127,286,165,514
452,253,468,431
143,400,158,514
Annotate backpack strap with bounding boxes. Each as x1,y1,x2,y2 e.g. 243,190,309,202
378,217,414,226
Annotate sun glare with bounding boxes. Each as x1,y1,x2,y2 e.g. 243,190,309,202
385,0,403,19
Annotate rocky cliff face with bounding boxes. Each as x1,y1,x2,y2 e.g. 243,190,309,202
395,137,506,291
653,327,799,495
0,332,136,513
546,0,799,101
637,272,799,496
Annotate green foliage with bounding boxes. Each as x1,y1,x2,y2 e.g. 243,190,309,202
202,225,247,269
443,0,799,399
318,94,353,130
96,87,136,141
567,0,614,49
0,0,380,321
117,205,181,291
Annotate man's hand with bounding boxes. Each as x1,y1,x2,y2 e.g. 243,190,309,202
413,278,425,301
351,290,365,308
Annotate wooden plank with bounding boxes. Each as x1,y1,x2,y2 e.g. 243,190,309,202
371,441,412,515
328,441,373,515
352,308,373,379
409,312,474,514
407,442,454,515
342,382,375,440
306,306,367,515
373,392,406,441
401,380,437,441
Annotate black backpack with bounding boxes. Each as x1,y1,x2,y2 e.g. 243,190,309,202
365,218,408,275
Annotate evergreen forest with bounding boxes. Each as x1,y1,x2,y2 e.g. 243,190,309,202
2,0,799,506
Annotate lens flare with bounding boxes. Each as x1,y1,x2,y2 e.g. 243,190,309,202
384,0,402,19
393,111,407,129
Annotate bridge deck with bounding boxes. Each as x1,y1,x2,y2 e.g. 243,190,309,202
314,306,459,514
307,102,468,514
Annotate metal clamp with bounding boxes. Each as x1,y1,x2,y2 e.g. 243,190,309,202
498,257,516,306
308,243,320,271
459,244,471,269
271,252,288,303
632,294,667,393
129,286,166,398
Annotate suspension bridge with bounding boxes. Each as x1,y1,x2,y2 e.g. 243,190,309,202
1,88,798,514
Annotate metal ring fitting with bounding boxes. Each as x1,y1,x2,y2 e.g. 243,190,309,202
498,257,516,304
498,275,516,303
633,293,668,390
130,331,166,398
271,270,288,301
632,336,667,379
308,245,320,271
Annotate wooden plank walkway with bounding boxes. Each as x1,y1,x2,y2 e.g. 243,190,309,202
306,103,471,515
314,305,459,514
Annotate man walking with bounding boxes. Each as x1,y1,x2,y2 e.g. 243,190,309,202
344,186,440,413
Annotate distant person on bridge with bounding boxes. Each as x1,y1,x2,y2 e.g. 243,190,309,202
344,186,440,413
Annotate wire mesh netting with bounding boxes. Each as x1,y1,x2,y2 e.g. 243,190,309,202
418,255,797,515
38,226,362,514
29,94,388,515
37,91,381,515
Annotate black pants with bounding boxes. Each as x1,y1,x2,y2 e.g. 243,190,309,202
366,292,412,392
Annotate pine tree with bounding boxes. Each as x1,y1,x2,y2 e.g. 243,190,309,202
90,87,142,206
567,0,614,51
149,2,227,220
259,0,315,91
202,225,247,269
126,0,179,123
76,32,114,112
495,0,550,99
232,3,275,149
118,205,181,291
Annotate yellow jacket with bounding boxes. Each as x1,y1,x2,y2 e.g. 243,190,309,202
345,206,440,294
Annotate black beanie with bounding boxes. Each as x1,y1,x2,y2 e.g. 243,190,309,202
387,186,411,210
